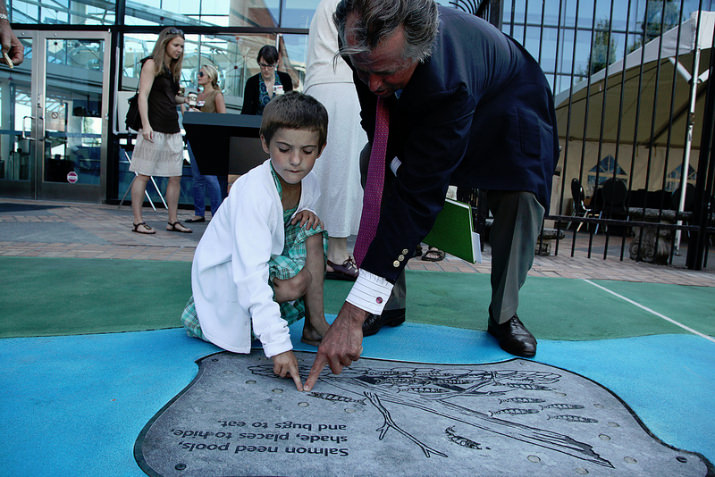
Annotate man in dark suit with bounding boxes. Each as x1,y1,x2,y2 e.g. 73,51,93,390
306,0,558,390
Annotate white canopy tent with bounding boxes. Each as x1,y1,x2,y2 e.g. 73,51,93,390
554,11,713,247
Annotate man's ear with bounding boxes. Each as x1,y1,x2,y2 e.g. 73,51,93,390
260,134,270,155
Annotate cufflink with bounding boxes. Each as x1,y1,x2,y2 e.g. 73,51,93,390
376,297,383,304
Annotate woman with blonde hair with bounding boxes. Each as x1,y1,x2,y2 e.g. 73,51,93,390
130,27,191,234
184,64,226,222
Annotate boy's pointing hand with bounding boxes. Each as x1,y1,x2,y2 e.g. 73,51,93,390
272,350,304,391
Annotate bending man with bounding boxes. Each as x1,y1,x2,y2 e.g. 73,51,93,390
306,0,558,389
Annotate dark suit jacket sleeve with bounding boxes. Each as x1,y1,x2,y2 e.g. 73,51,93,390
241,74,259,115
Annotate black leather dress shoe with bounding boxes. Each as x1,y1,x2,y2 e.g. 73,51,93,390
487,315,537,357
362,308,406,337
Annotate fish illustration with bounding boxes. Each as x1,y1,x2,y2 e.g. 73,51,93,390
445,426,482,449
541,403,585,410
500,383,552,391
308,392,366,405
492,408,541,416
249,363,613,467
499,397,547,404
548,415,598,423
432,378,472,385
408,387,450,394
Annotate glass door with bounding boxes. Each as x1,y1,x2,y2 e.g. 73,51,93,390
0,30,110,201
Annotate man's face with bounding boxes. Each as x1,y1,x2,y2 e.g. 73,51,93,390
345,14,419,98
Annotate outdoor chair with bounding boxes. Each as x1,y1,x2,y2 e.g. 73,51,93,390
597,178,628,235
570,178,600,233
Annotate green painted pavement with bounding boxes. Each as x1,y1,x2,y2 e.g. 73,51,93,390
403,271,715,339
1,257,190,338
2,257,713,340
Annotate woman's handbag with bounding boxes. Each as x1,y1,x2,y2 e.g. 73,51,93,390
125,93,142,131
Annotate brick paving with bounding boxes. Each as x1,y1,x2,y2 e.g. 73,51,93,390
1,198,713,287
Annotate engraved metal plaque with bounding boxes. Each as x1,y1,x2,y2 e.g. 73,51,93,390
135,352,712,476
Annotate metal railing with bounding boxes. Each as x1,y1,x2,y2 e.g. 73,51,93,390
452,0,714,269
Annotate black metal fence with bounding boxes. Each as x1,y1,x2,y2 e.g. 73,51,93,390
453,0,714,269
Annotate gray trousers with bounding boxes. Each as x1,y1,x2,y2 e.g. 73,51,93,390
384,190,543,323
486,190,544,323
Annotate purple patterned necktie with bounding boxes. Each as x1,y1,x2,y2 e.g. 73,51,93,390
354,97,389,268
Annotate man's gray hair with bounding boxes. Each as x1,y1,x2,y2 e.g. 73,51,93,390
334,0,439,62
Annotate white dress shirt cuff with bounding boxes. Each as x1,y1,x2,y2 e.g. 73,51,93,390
346,269,394,315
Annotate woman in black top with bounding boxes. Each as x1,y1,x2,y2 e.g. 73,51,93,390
130,27,191,234
241,45,293,115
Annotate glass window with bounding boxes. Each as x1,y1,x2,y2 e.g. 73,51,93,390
280,33,309,90
11,0,116,25
543,0,563,26
577,0,595,28
612,0,632,31
523,25,545,60
123,0,281,27
282,0,321,28
556,27,576,74
121,33,309,113
509,25,525,43
526,0,546,24
562,0,578,26
188,34,272,113
539,26,560,73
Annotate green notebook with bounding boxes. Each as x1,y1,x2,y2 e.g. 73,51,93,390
423,198,482,263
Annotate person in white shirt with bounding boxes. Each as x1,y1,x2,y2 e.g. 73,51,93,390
303,0,367,281
181,92,330,391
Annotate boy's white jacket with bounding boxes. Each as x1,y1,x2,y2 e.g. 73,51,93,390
191,159,321,357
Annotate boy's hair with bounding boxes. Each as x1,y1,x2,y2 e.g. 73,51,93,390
260,92,329,148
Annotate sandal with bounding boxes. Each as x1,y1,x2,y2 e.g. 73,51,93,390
422,247,445,262
132,222,155,234
326,257,359,281
167,221,192,233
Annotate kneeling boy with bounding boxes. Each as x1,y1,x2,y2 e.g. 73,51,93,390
182,92,330,390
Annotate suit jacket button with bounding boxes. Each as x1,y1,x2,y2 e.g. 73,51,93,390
398,254,405,261
393,260,400,267
401,248,409,255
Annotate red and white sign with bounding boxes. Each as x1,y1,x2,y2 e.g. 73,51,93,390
67,171,78,184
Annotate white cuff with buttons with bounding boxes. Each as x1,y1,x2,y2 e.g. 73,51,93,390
346,269,394,315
